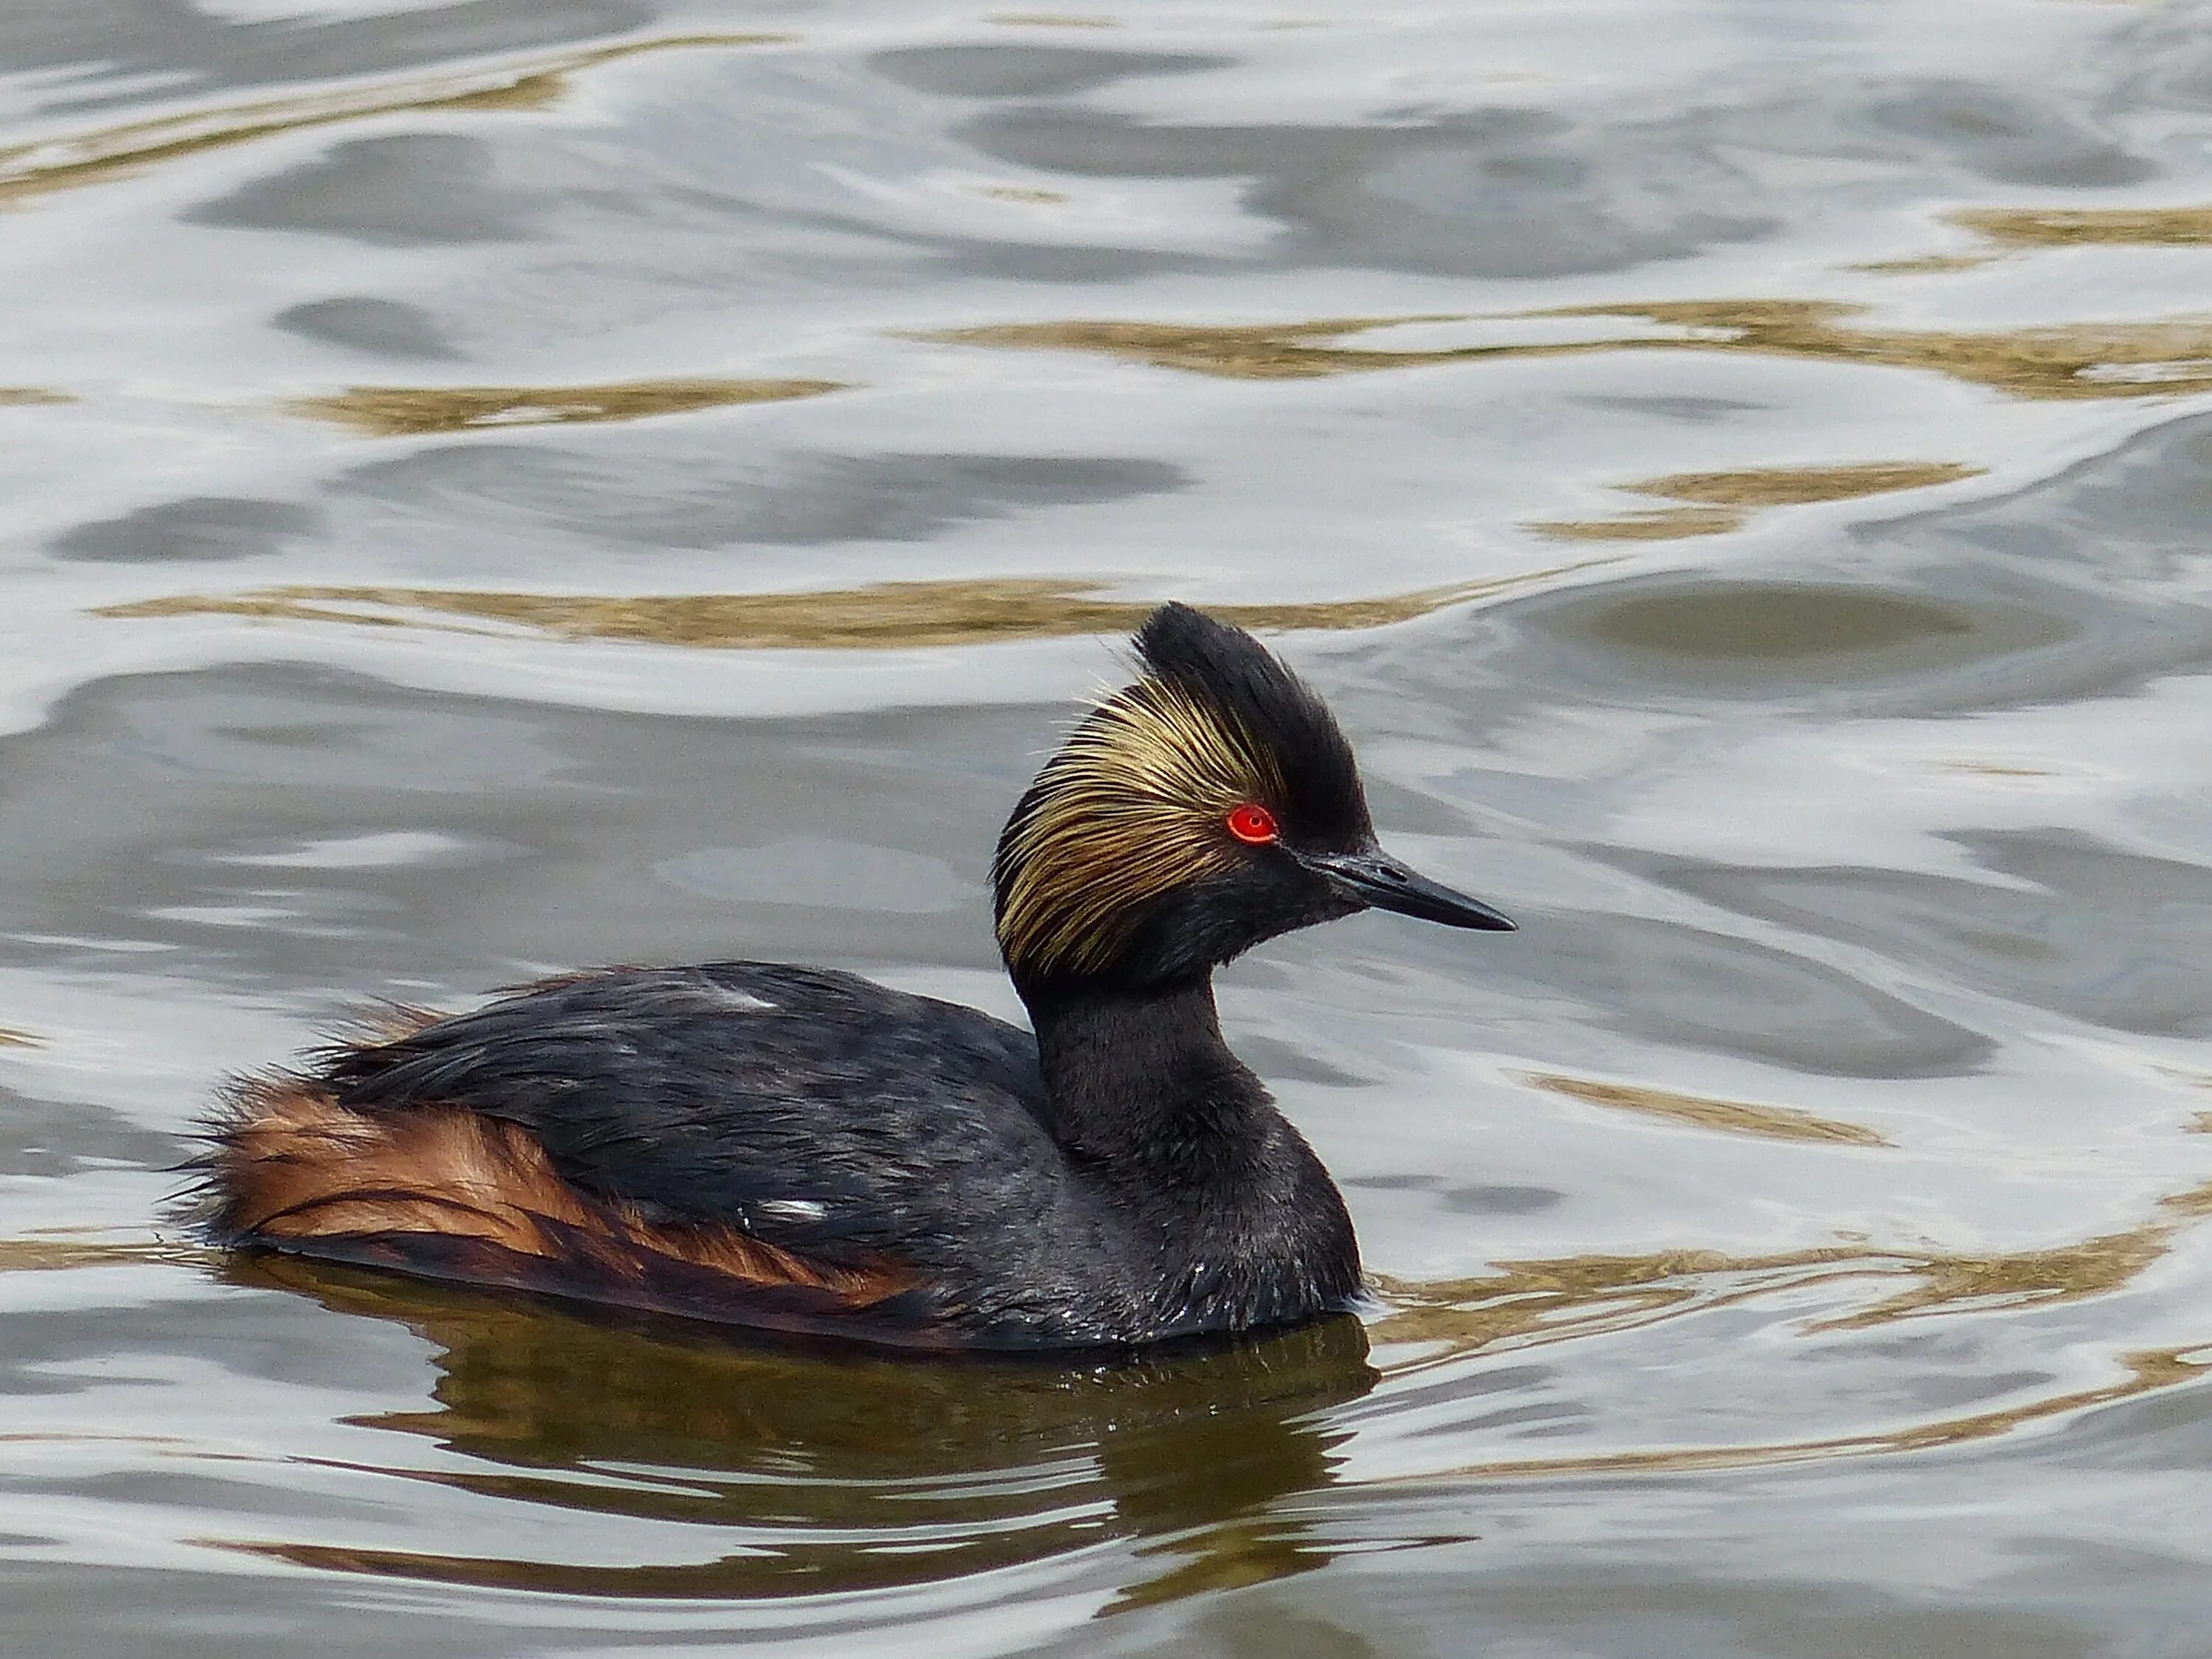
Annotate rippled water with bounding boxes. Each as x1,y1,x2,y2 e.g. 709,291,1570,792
8,1,2212,1653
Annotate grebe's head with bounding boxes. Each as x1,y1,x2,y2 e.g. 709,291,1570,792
992,602,1512,995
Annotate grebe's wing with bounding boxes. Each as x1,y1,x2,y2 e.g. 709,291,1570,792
319,961,1051,1257
204,963,1063,1344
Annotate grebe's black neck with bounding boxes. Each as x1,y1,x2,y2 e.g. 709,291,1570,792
1021,973,1273,1173
1018,967,1361,1331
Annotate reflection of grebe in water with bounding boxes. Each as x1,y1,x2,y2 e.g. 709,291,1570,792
192,605,1512,1350
234,1255,1382,1606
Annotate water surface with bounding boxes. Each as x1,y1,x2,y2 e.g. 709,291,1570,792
7,1,2212,1654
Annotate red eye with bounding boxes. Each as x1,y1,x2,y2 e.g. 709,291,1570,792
1225,803,1279,845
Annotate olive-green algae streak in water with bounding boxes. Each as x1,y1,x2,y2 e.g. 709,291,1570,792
0,33,791,209
0,1237,204,1273
1635,461,1984,506
1529,459,1983,542
930,306,2212,400
1520,1071,1891,1147
1953,204,2212,248
1865,199,2212,272
93,570,1593,650
1530,507,1750,543
1372,1175,2212,1393
291,378,843,437
1425,1350,2205,1481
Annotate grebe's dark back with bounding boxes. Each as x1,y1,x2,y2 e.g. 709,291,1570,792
194,603,1513,1350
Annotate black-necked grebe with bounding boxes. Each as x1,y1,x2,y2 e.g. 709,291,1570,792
194,603,1513,1350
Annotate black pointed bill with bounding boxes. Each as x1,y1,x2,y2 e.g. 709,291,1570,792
1296,847,1516,931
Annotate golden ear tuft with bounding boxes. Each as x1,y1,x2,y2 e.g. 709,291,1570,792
995,675,1284,978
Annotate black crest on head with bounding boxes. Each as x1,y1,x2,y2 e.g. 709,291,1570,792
1131,604,1368,841
993,603,1375,987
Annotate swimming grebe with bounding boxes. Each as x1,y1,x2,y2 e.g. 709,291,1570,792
195,604,1512,1350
